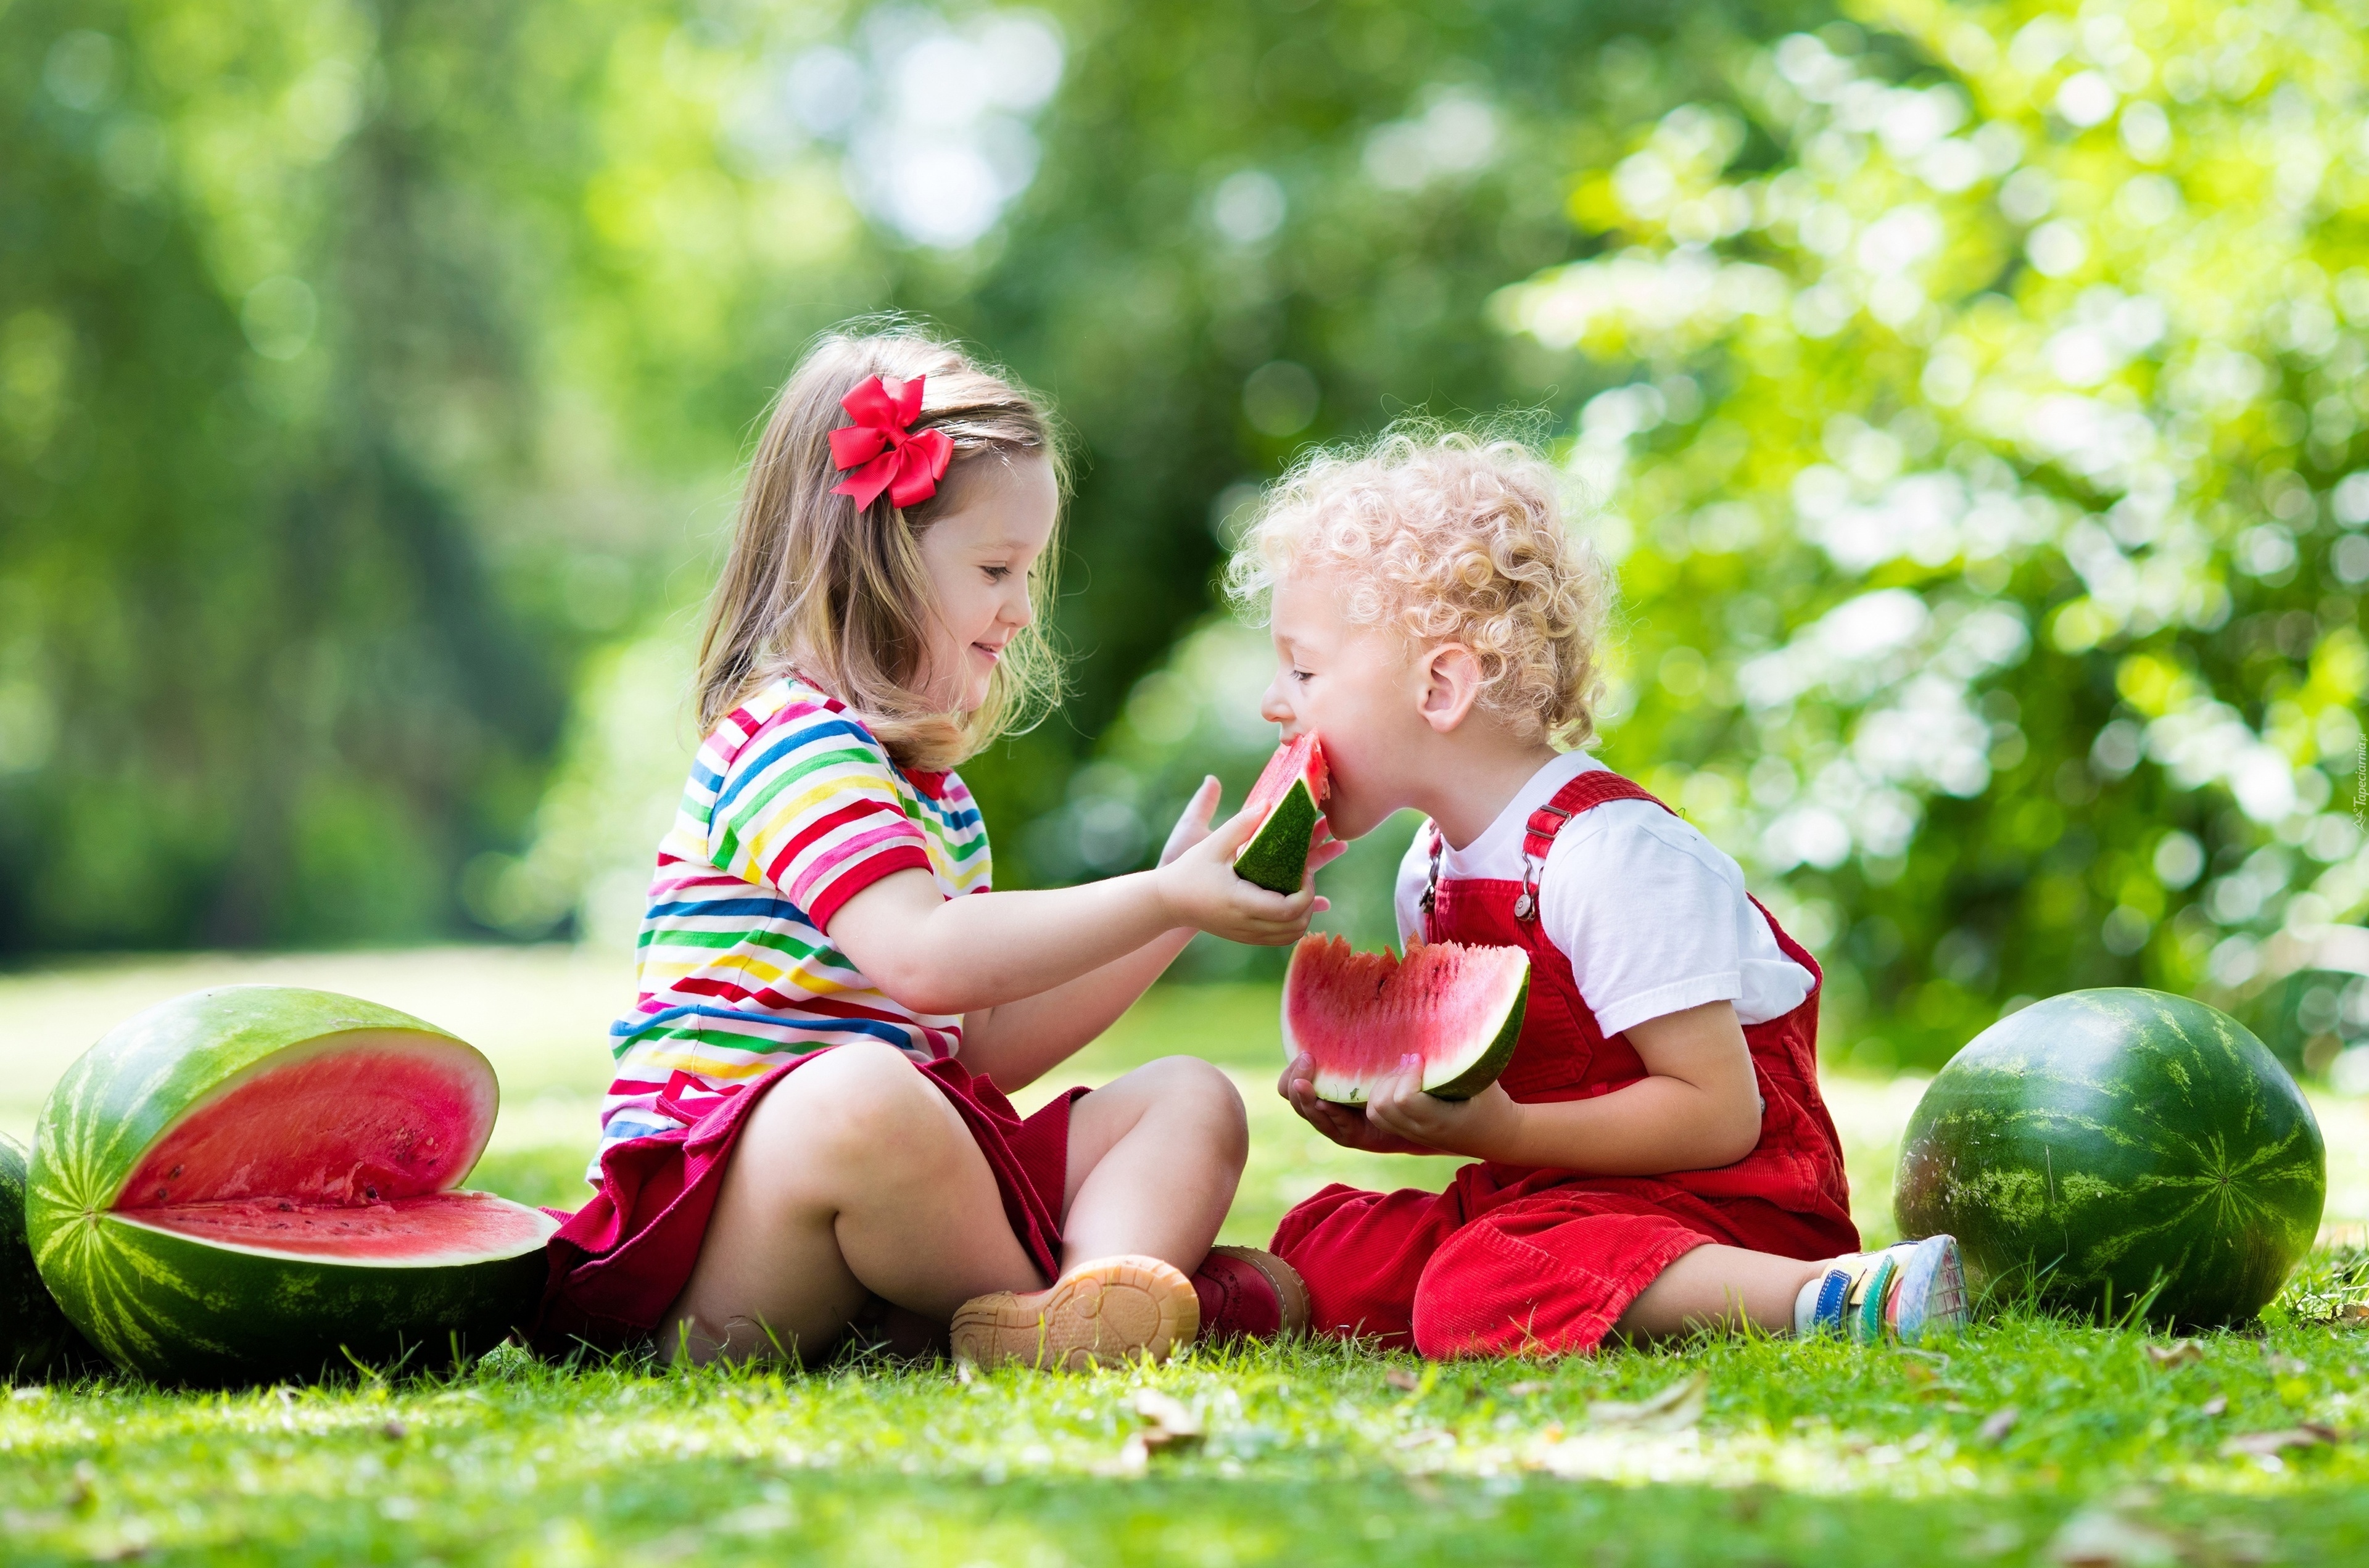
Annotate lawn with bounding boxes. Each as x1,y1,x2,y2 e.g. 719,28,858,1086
6,948,2369,1566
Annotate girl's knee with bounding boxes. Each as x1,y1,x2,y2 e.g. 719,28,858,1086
1138,1055,1249,1159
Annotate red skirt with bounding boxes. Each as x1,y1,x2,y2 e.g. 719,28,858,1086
533,1050,1084,1355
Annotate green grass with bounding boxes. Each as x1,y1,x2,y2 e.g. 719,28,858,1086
9,952,2369,1564
9,1300,2369,1566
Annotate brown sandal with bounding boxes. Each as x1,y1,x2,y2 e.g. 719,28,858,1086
950,1255,1199,1372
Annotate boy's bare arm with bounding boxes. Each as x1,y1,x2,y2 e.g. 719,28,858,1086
1337,999,1766,1174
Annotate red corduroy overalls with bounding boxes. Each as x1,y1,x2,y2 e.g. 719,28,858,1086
1270,769,1861,1357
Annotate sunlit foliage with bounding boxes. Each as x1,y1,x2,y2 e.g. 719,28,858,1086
1494,0,2369,1065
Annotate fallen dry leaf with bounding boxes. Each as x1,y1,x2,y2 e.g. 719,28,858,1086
1130,1389,1204,1451
2048,1507,2185,1567
379,1417,408,1440
2261,1349,2308,1377
1504,1380,1550,1397
1586,1371,1708,1432
2144,1340,2203,1369
2222,1422,2340,1458
1977,1405,2020,1445
2200,1394,2228,1417
1392,1428,1455,1451
1385,1368,1423,1392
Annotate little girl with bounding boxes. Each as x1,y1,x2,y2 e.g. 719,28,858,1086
537,326,1316,1369
1230,430,1967,1358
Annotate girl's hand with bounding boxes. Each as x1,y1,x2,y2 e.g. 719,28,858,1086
1362,1057,1524,1159
1277,1052,1438,1155
1160,777,1349,873
1157,777,1223,867
1154,799,1327,946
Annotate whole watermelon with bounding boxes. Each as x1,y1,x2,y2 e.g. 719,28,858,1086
2,1131,90,1380
1895,989,2323,1328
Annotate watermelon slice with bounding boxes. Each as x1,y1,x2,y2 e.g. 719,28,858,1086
24,986,557,1384
1283,935,1530,1103
1234,733,1329,893
1894,988,2325,1329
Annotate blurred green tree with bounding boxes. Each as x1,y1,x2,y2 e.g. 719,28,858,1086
1490,0,2369,1066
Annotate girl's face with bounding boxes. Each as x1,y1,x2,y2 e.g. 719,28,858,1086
1259,569,1430,841
913,453,1058,714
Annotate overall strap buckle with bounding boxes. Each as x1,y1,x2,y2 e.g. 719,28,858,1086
1418,824,1444,919
1513,803,1570,922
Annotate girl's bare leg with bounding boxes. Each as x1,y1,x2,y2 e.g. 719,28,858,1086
1613,1244,1827,1342
1057,1055,1247,1273
658,1041,1043,1366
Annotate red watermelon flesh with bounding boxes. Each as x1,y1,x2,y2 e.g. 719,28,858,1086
120,1192,551,1264
1283,935,1530,1103
105,1031,529,1265
116,1034,491,1210
1234,733,1330,893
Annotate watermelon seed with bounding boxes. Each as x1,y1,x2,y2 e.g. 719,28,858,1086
167,1166,183,1179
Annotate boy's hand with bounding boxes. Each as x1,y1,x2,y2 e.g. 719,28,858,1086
1277,1051,1439,1155
1154,789,1328,945
1363,1057,1524,1158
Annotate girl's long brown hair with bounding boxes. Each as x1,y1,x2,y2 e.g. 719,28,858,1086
695,324,1065,772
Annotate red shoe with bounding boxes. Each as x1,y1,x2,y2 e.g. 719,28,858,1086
1191,1246,1310,1342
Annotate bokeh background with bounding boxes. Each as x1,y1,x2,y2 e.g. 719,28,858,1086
7,0,2369,1107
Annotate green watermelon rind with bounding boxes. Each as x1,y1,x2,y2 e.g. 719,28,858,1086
1893,987,2325,1330
2,1131,91,1382
25,986,545,1384
41,1210,550,1386
1233,779,1321,894
1421,967,1531,1102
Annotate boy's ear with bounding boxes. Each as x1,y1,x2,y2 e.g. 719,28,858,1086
1416,643,1485,734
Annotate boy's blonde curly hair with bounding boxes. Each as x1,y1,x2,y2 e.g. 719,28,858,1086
1225,426,1614,748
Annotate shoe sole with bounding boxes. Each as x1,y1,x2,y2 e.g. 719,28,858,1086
1891,1235,1968,1344
1207,1245,1312,1336
949,1255,1199,1372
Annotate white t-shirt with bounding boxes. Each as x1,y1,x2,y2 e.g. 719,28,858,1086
1392,751,1815,1041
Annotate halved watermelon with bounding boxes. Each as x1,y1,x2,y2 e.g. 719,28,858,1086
25,986,556,1384
1234,733,1329,894
1283,935,1529,1102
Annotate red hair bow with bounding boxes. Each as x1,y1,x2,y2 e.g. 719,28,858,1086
829,374,954,511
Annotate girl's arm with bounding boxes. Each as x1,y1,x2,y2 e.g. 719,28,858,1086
827,780,1321,1029
1280,997,1763,1173
959,781,1344,1088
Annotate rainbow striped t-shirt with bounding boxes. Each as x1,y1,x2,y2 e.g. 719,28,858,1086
592,673,991,1171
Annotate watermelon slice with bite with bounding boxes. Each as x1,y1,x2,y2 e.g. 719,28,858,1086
1283,935,1529,1103
1234,732,1329,893
25,986,556,1385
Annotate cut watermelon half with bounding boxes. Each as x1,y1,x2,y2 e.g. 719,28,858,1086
25,986,556,1384
1282,935,1530,1103
1233,732,1329,893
